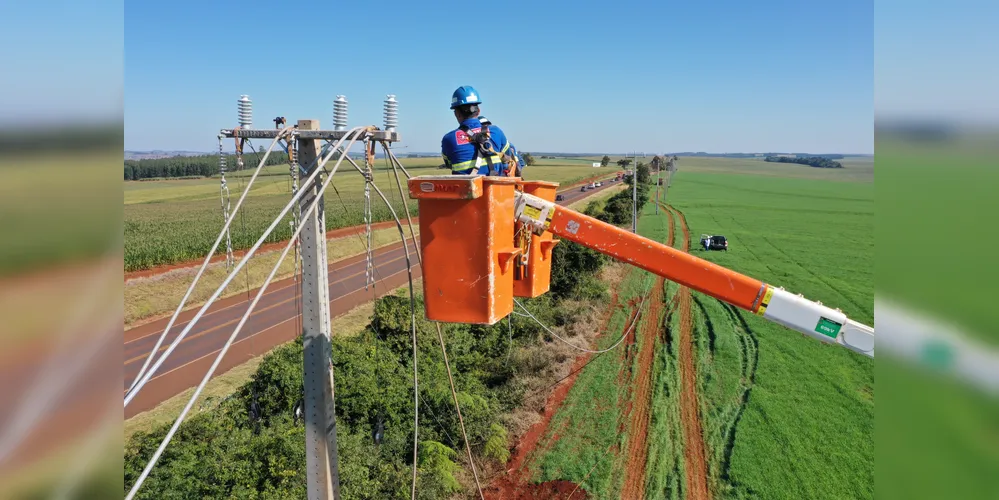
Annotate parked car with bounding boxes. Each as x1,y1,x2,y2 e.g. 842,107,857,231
699,234,728,251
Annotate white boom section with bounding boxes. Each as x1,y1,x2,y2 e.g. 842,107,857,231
760,288,874,358
514,191,875,359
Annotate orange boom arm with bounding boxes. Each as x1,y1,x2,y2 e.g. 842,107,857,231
545,205,767,311
513,190,874,358
407,175,873,358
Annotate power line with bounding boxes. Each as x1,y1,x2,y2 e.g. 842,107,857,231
126,130,292,395
513,297,646,355
125,127,366,409
381,146,484,500
126,129,369,499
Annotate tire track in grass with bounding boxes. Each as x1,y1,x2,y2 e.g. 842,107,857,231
620,204,674,499
619,276,664,500
757,235,864,313
670,204,712,500
717,303,759,487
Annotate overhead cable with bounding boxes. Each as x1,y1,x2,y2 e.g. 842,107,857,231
126,129,292,395
125,129,368,499
124,127,367,408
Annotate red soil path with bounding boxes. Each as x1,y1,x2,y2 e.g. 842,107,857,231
483,284,626,500
672,205,712,500
619,275,664,500
620,206,673,499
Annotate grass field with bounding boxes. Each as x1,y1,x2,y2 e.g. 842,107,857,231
675,171,873,499
525,159,874,498
124,156,613,272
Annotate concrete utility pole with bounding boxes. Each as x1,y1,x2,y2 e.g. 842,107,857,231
298,119,341,500
654,155,660,214
631,152,638,233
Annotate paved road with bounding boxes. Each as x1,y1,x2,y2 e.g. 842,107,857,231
124,177,620,418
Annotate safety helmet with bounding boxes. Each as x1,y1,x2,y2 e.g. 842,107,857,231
450,85,482,109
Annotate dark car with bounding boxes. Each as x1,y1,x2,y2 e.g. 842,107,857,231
699,234,728,251
580,186,587,192
555,194,565,202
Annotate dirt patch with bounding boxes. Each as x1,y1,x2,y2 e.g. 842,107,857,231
619,276,664,500
673,205,712,500
484,479,590,499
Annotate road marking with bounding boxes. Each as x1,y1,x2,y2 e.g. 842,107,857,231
124,241,413,345
124,254,413,365
126,266,418,395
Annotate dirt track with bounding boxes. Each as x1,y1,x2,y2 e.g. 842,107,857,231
620,207,674,499
620,275,664,499
671,205,712,500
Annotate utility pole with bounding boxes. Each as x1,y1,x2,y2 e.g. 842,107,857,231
213,96,400,500
631,151,638,233
298,119,341,500
655,155,660,214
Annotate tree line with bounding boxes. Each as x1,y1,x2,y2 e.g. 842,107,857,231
764,155,843,169
124,151,291,180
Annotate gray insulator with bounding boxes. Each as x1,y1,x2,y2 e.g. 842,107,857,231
237,95,252,129
333,95,348,131
383,94,398,132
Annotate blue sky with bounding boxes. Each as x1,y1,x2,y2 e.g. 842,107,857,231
120,0,874,154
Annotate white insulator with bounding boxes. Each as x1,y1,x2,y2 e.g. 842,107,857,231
333,95,348,131
237,95,252,129
383,94,398,131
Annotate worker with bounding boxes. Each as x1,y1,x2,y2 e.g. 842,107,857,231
441,85,524,176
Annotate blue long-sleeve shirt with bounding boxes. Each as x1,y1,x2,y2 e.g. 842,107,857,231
441,117,524,175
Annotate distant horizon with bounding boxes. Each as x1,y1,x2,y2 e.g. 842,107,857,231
125,149,875,157
124,149,874,161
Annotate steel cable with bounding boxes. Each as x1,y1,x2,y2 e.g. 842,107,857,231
125,129,292,395
126,128,367,498
124,127,366,408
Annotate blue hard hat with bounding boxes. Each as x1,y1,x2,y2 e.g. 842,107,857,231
450,85,482,109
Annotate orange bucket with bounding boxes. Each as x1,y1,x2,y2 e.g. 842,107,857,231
408,175,521,324
513,181,560,298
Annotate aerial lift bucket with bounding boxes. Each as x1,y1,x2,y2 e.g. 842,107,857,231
513,181,560,298
407,175,520,324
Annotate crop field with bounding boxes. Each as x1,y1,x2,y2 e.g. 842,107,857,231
524,161,874,498
124,157,610,272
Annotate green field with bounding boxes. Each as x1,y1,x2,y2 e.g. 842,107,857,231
527,160,875,498
124,156,615,272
